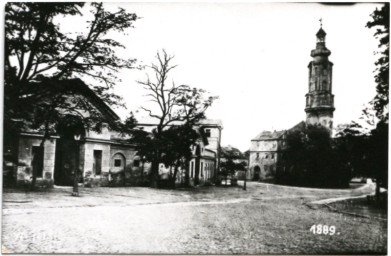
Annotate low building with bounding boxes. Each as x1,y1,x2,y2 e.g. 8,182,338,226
4,79,222,187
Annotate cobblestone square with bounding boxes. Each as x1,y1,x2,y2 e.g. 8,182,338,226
2,182,387,254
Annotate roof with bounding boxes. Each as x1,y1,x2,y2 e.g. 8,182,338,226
251,121,307,141
198,119,223,128
137,118,223,128
252,130,285,141
287,121,306,133
316,27,327,38
30,78,120,121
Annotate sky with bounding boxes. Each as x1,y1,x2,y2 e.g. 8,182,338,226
58,2,384,151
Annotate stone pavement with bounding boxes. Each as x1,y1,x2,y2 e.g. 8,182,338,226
1,182,387,254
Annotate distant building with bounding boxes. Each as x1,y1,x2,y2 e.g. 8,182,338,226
137,119,223,185
248,25,335,181
248,130,284,181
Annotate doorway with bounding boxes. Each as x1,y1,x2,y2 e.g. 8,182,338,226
253,166,261,181
53,115,85,186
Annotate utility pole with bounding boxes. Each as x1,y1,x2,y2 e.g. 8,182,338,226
72,133,81,197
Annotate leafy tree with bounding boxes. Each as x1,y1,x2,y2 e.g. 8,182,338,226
366,3,389,122
137,50,217,188
368,121,388,199
4,2,138,189
335,122,370,179
279,124,350,188
160,125,200,187
365,3,389,200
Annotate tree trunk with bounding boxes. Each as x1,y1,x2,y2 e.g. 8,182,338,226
376,176,381,202
141,160,145,185
171,163,180,189
184,160,190,187
150,160,159,188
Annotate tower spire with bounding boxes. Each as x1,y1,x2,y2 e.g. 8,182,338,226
305,24,335,131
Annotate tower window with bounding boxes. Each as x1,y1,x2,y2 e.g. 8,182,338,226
322,80,327,90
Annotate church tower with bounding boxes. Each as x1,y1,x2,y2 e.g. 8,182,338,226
305,24,335,130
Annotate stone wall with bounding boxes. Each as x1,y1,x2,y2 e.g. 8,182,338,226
16,135,56,187
248,138,279,181
82,141,111,178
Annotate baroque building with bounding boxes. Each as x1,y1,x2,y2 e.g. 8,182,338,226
248,25,335,181
305,26,335,129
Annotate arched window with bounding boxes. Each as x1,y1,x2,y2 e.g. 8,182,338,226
111,153,125,173
133,155,141,167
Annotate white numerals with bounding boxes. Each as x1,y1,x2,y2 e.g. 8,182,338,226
310,224,336,235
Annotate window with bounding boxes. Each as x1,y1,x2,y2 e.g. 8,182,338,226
256,153,259,159
201,162,204,177
205,129,211,137
93,150,102,175
265,154,269,159
271,154,274,159
133,159,140,167
32,146,44,177
191,161,194,178
114,159,122,167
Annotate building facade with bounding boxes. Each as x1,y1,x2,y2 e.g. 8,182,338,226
137,119,223,185
248,131,284,181
5,79,222,188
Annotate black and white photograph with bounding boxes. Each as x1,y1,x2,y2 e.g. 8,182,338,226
1,1,388,254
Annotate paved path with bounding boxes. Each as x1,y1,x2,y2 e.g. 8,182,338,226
2,182,387,254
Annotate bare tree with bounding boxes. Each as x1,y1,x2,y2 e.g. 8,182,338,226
137,50,217,188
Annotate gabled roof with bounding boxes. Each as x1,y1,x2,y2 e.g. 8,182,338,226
30,78,120,122
252,121,307,141
287,121,306,133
